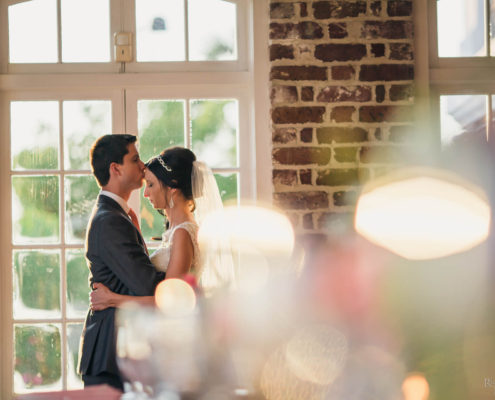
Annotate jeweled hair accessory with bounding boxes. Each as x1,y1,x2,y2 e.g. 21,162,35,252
157,155,172,172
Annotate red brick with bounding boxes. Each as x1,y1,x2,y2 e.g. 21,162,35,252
371,43,385,57
390,43,413,60
270,23,297,40
316,169,361,186
317,86,372,102
333,190,358,206
273,128,297,144
387,1,412,17
328,23,347,39
332,66,355,80
300,128,313,143
273,169,297,186
313,1,366,19
370,1,382,16
361,21,413,40
270,44,295,61
390,84,414,101
360,145,406,163
317,212,354,230
274,191,329,210
298,22,324,39
301,86,314,102
359,64,413,81
330,106,355,122
317,127,367,143
334,147,358,162
271,66,328,81
272,147,331,165
299,2,308,17
270,3,295,19
300,169,312,184
389,125,414,142
272,107,326,124
315,44,366,62
303,213,314,229
359,106,413,122
376,85,385,103
271,86,298,104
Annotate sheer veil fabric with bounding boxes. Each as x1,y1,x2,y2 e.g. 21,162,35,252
191,161,236,292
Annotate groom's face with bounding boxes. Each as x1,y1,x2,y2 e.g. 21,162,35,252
120,143,145,190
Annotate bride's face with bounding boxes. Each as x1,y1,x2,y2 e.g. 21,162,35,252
143,169,167,209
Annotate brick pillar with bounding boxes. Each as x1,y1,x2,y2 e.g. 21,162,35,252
269,0,415,232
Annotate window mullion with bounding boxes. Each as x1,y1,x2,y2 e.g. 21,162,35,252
485,0,491,57
184,0,189,62
185,98,191,148
57,0,62,64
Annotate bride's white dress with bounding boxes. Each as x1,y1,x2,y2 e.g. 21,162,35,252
150,221,200,274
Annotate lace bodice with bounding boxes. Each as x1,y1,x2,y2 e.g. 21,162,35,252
150,221,200,274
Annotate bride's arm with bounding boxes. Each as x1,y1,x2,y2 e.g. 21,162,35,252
165,228,194,279
90,282,155,311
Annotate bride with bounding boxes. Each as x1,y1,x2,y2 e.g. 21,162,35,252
90,146,230,310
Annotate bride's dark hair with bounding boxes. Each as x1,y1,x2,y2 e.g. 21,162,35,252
145,146,197,200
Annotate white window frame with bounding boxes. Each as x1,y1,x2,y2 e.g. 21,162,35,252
415,0,495,150
0,0,270,397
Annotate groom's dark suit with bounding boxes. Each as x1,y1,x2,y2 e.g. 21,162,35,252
77,194,164,389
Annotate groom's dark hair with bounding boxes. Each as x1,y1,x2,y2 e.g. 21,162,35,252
90,134,137,187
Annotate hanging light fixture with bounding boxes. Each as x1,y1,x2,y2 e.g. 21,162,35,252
354,167,491,260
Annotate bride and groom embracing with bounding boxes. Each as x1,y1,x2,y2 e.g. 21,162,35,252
77,134,227,391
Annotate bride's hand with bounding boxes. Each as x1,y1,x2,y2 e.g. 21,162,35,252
90,282,114,311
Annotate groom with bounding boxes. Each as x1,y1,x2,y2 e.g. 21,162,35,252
77,134,164,390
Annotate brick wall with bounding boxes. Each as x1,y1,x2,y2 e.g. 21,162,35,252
269,0,414,232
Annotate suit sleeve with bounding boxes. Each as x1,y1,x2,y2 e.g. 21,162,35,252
97,212,164,296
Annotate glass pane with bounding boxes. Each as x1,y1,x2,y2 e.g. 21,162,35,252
12,176,60,244
215,172,238,205
188,0,237,61
13,251,61,319
11,101,59,171
191,99,238,168
141,186,167,243
437,0,485,57
8,0,58,63
66,250,90,318
61,0,110,62
136,0,185,62
440,95,487,148
63,101,112,170
14,324,62,393
65,175,99,243
13,251,60,319
138,100,185,162
67,323,84,389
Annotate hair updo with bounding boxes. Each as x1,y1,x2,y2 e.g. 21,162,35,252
145,146,197,200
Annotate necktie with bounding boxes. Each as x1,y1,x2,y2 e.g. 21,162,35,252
128,208,148,255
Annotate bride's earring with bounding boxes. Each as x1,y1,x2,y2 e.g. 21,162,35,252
169,194,174,209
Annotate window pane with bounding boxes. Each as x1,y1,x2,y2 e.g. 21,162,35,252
8,0,58,63
188,0,237,61
66,250,89,319
215,172,238,205
138,100,185,162
191,99,238,168
63,101,112,170
12,176,60,244
65,175,99,243
67,323,84,389
61,0,110,62
440,95,487,148
14,324,62,393
437,0,486,57
13,251,60,319
136,0,185,62
11,101,59,171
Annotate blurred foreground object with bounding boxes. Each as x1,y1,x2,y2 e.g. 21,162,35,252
14,384,121,399
354,167,491,259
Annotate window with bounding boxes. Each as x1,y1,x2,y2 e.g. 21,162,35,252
417,0,495,152
0,0,270,397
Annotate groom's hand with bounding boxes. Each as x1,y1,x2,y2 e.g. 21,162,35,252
90,282,114,311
